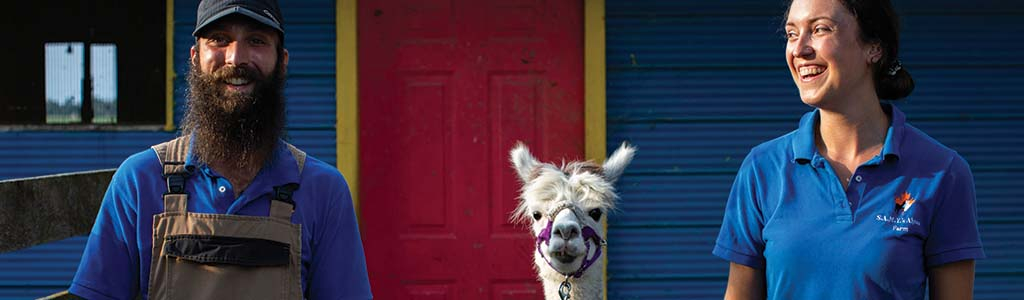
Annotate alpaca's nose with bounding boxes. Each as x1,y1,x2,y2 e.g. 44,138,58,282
553,223,580,240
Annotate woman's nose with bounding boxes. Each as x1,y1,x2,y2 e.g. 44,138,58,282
791,35,815,58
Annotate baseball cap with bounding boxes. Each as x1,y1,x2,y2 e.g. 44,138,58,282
193,0,284,37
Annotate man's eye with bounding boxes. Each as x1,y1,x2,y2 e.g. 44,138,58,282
250,38,267,45
207,36,229,45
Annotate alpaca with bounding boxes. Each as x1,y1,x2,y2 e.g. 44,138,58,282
509,142,636,300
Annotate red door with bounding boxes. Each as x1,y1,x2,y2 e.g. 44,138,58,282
358,0,584,298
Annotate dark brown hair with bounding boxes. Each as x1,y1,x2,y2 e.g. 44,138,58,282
785,0,915,100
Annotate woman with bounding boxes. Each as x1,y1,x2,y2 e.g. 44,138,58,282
712,0,985,299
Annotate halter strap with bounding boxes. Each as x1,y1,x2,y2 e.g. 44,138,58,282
535,215,607,278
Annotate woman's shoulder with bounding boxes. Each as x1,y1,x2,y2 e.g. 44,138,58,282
899,123,969,170
746,129,801,161
732,129,802,174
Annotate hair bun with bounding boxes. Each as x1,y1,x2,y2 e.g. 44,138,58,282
877,67,914,100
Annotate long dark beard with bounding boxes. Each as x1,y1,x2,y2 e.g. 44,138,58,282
182,56,287,171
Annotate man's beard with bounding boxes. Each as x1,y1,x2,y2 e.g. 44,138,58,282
182,56,287,171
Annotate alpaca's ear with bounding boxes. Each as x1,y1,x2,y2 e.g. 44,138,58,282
602,142,636,184
510,142,539,183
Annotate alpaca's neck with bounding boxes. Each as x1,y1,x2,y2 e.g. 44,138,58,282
537,258,603,300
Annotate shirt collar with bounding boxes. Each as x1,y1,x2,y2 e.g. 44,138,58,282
791,109,819,164
791,103,906,165
878,103,905,162
184,138,302,186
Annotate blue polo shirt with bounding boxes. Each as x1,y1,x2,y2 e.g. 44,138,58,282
713,104,984,299
69,139,372,300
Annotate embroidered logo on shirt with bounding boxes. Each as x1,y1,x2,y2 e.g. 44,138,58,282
876,192,920,232
895,192,916,214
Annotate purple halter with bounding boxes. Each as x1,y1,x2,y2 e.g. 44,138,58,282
535,216,606,278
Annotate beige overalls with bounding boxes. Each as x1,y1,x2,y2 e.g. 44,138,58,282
147,136,305,300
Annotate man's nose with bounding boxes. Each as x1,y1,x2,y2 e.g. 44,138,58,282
224,41,250,66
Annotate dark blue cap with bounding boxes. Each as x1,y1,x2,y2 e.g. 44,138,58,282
193,0,284,37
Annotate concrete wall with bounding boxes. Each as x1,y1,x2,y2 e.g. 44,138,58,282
0,169,113,253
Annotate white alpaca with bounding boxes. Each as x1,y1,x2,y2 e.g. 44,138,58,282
509,142,636,300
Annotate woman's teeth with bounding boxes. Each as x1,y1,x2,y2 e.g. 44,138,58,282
799,66,825,77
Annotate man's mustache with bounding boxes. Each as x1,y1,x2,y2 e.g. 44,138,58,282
210,65,261,83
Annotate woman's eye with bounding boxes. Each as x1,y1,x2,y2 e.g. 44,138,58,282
532,212,542,221
785,30,798,40
588,209,603,221
813,26,832,34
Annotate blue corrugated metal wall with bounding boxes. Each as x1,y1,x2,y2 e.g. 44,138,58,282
605,0,1024,299
0,1,337,298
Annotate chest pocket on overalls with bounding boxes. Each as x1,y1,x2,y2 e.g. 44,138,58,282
148,137,305,300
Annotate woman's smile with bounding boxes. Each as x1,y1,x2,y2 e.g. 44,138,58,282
798,64,828,82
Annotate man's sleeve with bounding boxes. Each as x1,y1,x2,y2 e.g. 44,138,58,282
712,154,768,269
307,174,372,300
924,155,985,267
69,161,142,300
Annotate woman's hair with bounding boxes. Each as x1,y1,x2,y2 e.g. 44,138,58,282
785,0,915,100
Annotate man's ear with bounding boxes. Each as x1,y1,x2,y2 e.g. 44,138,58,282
190,45,197,62
282,48,290,70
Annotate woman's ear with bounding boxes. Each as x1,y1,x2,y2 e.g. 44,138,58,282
867,43,883,64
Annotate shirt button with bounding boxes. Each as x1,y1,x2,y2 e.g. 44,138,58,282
854,175,863,182
218,186,227,193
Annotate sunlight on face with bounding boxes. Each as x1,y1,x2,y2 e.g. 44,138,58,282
785,0,877,109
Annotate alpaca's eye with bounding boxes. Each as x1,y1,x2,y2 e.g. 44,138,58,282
588,209,603,221
532,212,542,221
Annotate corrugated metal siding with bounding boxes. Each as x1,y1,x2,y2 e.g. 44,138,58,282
605,0,1024,299
0,1,337,298
0,132,176,180
0,237,87,299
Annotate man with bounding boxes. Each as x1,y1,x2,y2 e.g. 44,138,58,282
69,1,372,299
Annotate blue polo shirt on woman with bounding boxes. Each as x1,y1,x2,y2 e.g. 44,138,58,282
69,139,373,300
713,104,985,299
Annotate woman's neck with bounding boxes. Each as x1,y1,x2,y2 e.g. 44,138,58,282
815,95,890,166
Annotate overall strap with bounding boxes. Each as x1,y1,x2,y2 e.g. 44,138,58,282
152,136,192,213
269,183,299,219
285,142,306,174
269,143,307,219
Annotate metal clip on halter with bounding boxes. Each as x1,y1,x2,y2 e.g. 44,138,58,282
558,275,572,300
